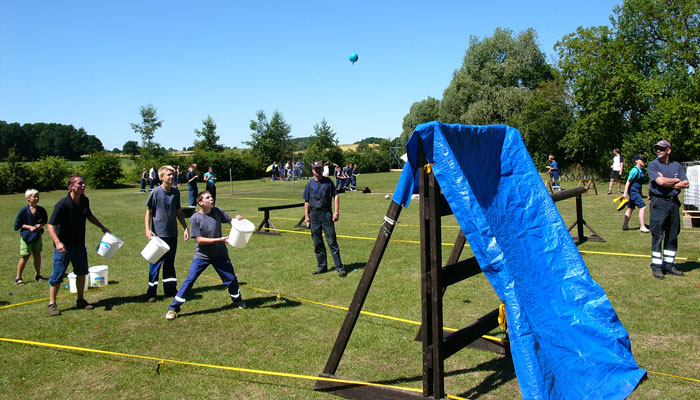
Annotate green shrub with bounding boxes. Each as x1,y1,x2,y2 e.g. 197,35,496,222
0,147,36,194
81,151,123,188
30,156,74,191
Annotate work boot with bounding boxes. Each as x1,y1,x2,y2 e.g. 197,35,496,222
652,268,665,279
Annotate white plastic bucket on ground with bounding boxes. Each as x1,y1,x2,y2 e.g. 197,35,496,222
141,236,171,264
229,218,255,248
89,265,109,287
67,272,88,293
96,232,123,259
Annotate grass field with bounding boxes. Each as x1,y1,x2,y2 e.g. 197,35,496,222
1,173,698,399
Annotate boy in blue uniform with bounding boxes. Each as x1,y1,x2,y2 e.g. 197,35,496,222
14,189,48,285
547,155,560,191
622,155,650,232
144,165,190,302
647,140,689,279
304,161,347,277
165,191,246,320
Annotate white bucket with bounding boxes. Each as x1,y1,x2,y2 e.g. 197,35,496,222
96,232,123,259
229,218,255,248
89,265,109,287
67,272,88,293
141,236,171,264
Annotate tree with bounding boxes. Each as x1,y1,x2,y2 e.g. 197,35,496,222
122,140,140,155
194,114,223,151
245,110,293,168
304,119,344,167
556,0,700,168
81,151,123,188
401,97,441,140
130,104,163,151
440,28,554,126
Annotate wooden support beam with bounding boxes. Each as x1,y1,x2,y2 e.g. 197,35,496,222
440,308,500,360
320,201,403,377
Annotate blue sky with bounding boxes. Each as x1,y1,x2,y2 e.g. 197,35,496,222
0,1,616,151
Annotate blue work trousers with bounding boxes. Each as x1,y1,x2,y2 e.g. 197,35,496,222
310,210,343,271
649,196,680,270
147,236,178,297
168,257,241,312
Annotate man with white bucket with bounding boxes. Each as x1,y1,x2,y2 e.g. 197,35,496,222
46,174,111,316
145,166,190,302
165,191,246,320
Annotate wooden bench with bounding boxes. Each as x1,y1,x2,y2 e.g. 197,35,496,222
255,203,306,235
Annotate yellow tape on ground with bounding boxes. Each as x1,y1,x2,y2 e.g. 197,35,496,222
0,337,469,399
646,369,700,383
201,276,505,343
0,287,107,310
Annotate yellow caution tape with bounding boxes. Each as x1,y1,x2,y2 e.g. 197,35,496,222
424,163,433,174
0,337,470,399
0,286,107,310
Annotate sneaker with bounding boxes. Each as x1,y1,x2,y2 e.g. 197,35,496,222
76,298,94,310
652,268,665,279
665,267,684,276
47,303,61,316
165,310,177,320
337,269,347,277
233,300,247,309
35,275,48,282
147,297,157,303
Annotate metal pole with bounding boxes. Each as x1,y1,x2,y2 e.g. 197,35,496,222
229,168,233,195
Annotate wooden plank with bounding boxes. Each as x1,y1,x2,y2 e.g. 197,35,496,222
315,374,427,400
441,257,482,288
418,141,434,397
427,167,445,399
322,201,403,376
440,308,500,360
550,186,586,202
446,230,466,265
257,202,305,211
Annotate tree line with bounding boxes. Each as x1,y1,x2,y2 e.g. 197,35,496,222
402,0,699,174
0,121,104,161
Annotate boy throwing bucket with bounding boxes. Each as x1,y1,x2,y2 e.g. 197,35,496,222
165,191,246,320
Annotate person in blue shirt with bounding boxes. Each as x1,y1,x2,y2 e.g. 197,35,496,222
203,166,217,204
647,140,689,279
14,189,48,285
165,191,246,320
304,161,347,277
622,155,650,232
547,155,561,191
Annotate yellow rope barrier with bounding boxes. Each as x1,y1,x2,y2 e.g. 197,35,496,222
0,337,470,399
0,286,107,310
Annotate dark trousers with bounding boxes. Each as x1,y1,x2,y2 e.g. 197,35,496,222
147,236,178,298
208,185,216,204
310,210,343,271
649,196,680,270
140,179,146,192
188,186,197,206
168,257,241,313
149,178,155,190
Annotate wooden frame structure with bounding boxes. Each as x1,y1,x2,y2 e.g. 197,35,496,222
315,139,508,399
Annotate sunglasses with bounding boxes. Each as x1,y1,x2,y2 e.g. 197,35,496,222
655,147,668,151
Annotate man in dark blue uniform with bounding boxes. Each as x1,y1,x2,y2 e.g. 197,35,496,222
303,161,347,277
648,140,689,279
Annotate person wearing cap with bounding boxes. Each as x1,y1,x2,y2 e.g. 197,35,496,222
622,155,650,232
647,140,689,279
608,148,624,195
303,161,347,277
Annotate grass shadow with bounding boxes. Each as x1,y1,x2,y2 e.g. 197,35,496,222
344,262,367,274
677,260,699,273
177,295,301,318
91,282,222,311
370,356,515,399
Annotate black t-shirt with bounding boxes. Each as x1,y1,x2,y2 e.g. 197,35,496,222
49,194,93,246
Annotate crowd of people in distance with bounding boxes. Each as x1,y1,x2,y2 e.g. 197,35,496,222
269,160,304,181
333,163,359,192
266,160,359,191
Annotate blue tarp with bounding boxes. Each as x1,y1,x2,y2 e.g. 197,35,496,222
393,122,645,400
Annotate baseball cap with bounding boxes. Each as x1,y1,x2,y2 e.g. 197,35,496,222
653,140,671,149
633,154,647,161
312,161,324,169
